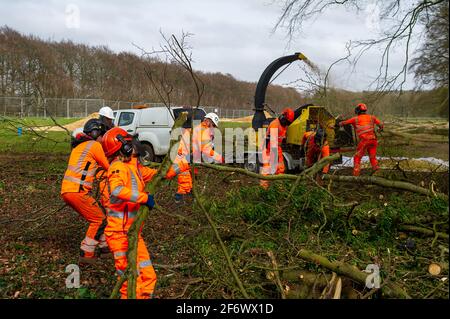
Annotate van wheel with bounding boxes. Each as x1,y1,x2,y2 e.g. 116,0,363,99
140,144,155,164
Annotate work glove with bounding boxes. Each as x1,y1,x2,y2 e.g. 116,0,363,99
146,194,155,209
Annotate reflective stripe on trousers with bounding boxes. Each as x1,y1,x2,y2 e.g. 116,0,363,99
63,175,92,187
107,209,138,219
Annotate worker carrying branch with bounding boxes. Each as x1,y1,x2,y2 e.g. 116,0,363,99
301,128,330,174
259,108,295,189
339,103,384,176
61,119,111,264
101,127,158,299
166,112,224,203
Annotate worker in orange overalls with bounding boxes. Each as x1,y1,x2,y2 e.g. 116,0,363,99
165,127,192,202
61,119,110,264
339,103,384,176
101,127,158,299
166,113,223,202
301,128,331,174
259,108,295,189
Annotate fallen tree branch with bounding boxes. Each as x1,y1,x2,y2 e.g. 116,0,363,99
267,251,286,299
398,225,449,240
193,188,250,298
322,174,448,201
295,248,411,299
200,153,341,181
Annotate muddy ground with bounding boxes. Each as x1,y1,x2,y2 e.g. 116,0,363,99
0,151,448,299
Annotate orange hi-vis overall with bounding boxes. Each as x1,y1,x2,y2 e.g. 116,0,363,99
61,140,110,258
192,121,223,163
260,118,286,189
104,156,158,299
166,122,223,194
166,128,192,195
340,114,383,176
301,132,331,173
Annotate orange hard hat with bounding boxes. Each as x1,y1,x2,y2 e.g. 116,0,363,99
101,127,131,157
282,108,295,123
357,103,368,112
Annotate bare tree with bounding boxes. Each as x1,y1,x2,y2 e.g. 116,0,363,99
274,0,448,92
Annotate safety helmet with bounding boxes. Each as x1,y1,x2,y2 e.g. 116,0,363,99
204,113,220,127
99,106,115,120
101,127,132,157
83,119,105,140
281,108,295,123
355,103,368,114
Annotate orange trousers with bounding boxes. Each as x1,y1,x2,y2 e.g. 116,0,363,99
106,232,157,299
61,192,107,257
354,139,379,176
260,147,285,189
166,163,192,195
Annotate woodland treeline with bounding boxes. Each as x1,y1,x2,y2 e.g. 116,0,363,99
0,26,301,110
0,26,448,117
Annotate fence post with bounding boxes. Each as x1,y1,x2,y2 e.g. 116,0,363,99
85,100,87,117
66,99,70,118
21,98,24,118
44,98,47,118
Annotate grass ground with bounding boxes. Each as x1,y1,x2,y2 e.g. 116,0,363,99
0,117,448,299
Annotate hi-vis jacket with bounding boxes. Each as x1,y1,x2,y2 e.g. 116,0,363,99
340,114,383,141
192,122,223,163
261,118,287,153
105,157,157,232
169,128,192,175
61,140,109,194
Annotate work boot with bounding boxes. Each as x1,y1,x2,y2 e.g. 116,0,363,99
98,246,113,259
174,193,184,204
79,250,100,265
370,167,381,176
78,255,100,265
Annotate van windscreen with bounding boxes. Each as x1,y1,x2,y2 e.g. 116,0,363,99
173,108,206,121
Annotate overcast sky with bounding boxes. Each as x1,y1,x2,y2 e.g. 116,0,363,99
1,0,420,91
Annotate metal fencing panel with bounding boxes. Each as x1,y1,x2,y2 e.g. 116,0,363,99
0,96,254,119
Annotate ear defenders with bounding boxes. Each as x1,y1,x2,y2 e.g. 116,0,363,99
116,134,134,156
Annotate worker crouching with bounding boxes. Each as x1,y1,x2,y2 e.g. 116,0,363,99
301,128,331,174
61,119,110,264
101,127,158,299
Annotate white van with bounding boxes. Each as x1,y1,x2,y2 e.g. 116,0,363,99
113,106,206,162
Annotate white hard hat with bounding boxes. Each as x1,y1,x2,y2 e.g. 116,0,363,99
204,112,219,127
99,106,115,119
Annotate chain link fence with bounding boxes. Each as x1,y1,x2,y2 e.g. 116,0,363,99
0,96,253,119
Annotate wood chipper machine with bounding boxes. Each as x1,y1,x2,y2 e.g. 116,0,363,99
244,52,356,172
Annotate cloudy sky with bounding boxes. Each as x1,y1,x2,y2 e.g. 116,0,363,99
1,0,420,91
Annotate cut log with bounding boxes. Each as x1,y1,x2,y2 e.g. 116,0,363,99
428,263,442,276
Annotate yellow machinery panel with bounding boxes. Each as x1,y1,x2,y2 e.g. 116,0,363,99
287,106,337,147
